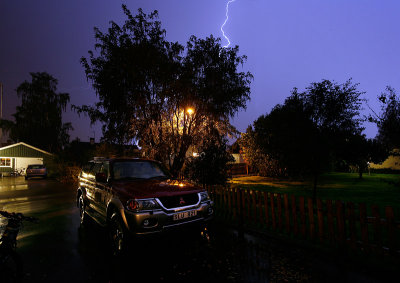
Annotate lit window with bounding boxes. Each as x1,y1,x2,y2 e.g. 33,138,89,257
0,158,11,167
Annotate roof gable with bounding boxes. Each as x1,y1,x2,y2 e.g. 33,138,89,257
0,142,53,157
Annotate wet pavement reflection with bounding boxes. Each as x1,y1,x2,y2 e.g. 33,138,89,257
0,177,273,282
0,177,393,283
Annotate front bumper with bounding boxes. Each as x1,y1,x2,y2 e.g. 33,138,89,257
123,200,214,235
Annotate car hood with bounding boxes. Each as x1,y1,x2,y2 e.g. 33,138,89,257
111,179,203,200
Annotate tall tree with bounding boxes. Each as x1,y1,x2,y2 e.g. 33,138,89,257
76,5,252,176
0,72,72,152
338,133,389,179
241,79,365,199
370,86,400,150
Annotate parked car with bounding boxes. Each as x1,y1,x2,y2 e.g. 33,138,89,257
77,157,214,255
25,164,47,179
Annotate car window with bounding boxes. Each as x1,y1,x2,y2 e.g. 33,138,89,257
91,163,102,175
27,165,45,169
112,161,169,180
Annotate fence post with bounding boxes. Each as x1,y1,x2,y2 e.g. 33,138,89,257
299,196,306,237
242,189,247,224
236,189,241,219
284,194,290,233
371,205,381,249
336,200,345,246
270,193,276,230
247,190,251,223
232,188,237,220
308,198,315,240
347,202,357,250
276,193,282,231
359,203,369,250
227,188,232,220
264,191,269,227
326,200,334,243
291,194,298,236
258,191,263,226
317,199,324,242
252,190,257,224
385,206,396,254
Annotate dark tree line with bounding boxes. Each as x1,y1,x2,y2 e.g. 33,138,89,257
240,79,389,199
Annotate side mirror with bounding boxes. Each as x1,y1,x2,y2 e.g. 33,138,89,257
95,172,107,183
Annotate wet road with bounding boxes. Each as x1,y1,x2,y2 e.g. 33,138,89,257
0,177,395,282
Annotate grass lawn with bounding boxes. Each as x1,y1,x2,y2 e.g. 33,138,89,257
229,172,400,210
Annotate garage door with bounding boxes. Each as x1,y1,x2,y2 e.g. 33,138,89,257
15,157,43,173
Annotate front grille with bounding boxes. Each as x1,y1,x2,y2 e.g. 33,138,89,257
158,194,199,209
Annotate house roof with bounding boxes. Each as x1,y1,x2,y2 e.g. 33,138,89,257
0,142,53,156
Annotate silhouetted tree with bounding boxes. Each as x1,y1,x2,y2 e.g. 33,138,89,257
75,5,252,176
241,79,365,199
369,86,400,150
0,72,72,152
338,134,389,178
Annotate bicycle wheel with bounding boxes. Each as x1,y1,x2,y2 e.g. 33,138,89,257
0,250,23,283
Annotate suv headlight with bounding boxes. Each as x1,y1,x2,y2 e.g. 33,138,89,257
199,191,210,202
126,198,160,212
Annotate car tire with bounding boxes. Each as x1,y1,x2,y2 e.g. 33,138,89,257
78,194,89,226
108,212,128,256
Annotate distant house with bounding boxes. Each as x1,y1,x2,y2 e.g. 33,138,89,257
369,149,400,171
0,142,54,176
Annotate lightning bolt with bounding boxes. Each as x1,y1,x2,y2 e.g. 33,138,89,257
221,0,237,48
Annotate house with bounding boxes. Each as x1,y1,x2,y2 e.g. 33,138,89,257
369,149,400,172
0,142,54,176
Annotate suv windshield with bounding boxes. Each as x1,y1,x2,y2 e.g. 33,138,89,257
112,161,170,180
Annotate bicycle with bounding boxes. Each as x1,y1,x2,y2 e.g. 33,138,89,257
9,168,25,177
0,211,38,282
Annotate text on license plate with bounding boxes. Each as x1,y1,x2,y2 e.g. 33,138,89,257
173,210,197,221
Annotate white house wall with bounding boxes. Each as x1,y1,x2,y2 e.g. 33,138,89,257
15,157,43,173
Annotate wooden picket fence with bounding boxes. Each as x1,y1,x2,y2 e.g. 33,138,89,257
207,186,400,256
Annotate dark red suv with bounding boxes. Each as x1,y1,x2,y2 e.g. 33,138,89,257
77,158,214,254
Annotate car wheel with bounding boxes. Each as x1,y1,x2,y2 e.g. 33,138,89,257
108,212,127,256
78,195,89,226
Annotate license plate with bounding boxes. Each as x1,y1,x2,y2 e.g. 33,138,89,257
173,210,197,221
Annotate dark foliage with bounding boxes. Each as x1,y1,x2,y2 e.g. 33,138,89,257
75,5,252,176
0,72,72,152
241,79,365,198
369,86,400,150
336,134,389,178
184,128,234,186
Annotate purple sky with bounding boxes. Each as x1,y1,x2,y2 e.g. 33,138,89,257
1,0,399,142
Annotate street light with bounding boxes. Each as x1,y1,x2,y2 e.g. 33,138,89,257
186,107,194,115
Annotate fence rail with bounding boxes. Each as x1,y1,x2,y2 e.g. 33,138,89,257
207,186,400,256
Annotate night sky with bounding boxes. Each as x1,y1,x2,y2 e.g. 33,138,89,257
1,0,399,142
